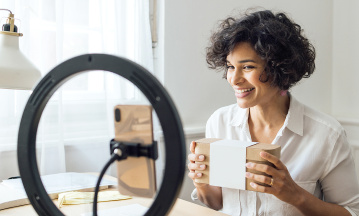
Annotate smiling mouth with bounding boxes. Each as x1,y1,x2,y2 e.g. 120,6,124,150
235,88,255,94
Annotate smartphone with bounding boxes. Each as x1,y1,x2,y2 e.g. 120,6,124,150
113,105,156,198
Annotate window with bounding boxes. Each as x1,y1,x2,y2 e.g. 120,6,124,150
0,0,154,177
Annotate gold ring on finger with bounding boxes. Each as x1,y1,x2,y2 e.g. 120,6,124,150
270,178,274,186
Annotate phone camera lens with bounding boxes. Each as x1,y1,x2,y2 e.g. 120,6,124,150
115,108,121,122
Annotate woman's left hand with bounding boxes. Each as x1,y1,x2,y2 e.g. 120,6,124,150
245,151,304,206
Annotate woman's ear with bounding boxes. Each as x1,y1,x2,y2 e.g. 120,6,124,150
280,90,288,96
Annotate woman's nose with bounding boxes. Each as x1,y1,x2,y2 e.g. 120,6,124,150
228,69,245,85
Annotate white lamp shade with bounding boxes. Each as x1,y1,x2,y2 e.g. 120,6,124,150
0,34,41,90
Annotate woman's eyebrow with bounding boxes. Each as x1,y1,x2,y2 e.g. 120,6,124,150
226,59,257,64
238,59,256,63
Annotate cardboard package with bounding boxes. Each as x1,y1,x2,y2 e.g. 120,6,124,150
194,138,281,191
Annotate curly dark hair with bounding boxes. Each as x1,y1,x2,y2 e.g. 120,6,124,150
206,10,316,90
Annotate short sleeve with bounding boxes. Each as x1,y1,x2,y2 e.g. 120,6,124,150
320,129,359,215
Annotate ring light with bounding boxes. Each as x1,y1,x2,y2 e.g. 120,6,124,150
17,54,186,215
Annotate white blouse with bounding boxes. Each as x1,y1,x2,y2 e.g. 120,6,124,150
192,95,359,216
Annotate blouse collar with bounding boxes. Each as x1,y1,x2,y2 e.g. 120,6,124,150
229,93,304,136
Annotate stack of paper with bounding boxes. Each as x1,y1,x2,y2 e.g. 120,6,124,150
0,172,117,210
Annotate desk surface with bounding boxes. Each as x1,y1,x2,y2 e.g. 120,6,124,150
0,196,227,216
0,173,227,215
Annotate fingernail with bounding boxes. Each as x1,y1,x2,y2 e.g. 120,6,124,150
245,172,251,178
197,173,202,177
260,152,267,157
199,155,204,161
250,182,255,187
246,162,253,168
200,164,205,169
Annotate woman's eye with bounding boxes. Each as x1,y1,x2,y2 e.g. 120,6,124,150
226,65,235,70
243,65,255,70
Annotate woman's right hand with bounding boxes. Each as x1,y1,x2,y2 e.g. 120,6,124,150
187,141,223,209
187,141,207,188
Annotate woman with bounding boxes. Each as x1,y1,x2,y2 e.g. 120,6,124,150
187,10,359,215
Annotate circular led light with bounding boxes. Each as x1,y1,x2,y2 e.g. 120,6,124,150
17,54,186,216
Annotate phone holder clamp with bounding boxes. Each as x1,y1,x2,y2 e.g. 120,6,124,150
109,139,158,160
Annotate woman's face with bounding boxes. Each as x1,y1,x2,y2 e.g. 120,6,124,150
226,42,280,108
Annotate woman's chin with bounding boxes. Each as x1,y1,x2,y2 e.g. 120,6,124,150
236,100,253,109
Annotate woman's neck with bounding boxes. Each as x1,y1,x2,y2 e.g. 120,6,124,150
248,94,290,129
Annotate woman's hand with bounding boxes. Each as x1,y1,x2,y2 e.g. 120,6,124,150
245,151,305,206
187,141,207,188
187,141,223,209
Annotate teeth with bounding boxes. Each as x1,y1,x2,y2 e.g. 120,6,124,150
235,88,254,93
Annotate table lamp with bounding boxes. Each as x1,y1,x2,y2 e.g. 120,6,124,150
0,9,41,90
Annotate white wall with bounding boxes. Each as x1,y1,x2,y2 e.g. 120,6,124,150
332,0,359,119
161,0,333,130
332,0,359,181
